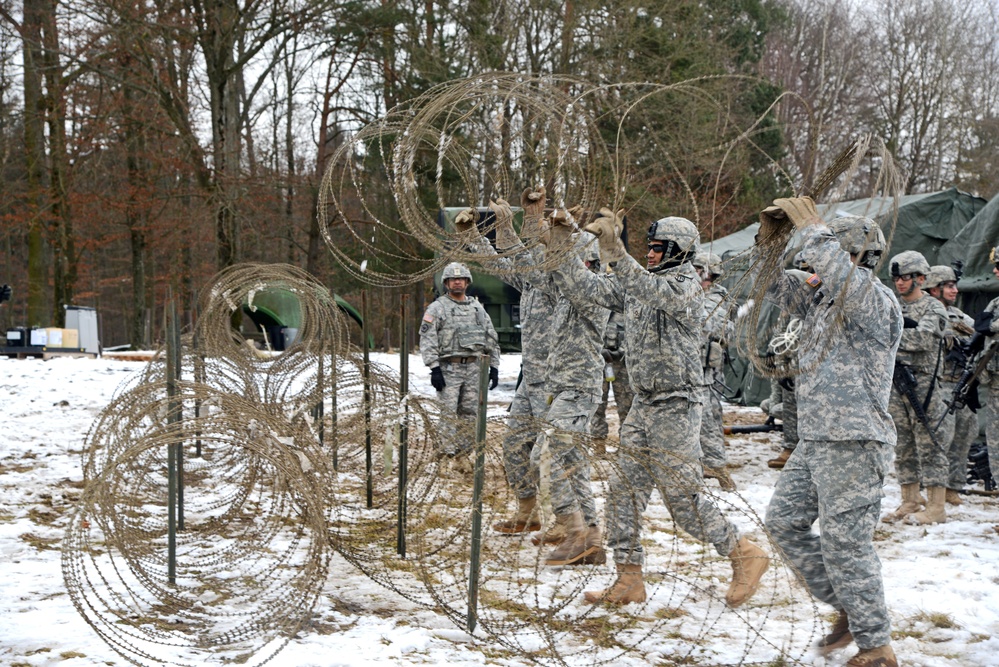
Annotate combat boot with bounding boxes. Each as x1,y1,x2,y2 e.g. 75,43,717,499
725,537,769,607
882,483,922,523
531,513,569,546
705,466,737,491
493,496,541,534
817,609,853,653
767,448,793,469
545,512,602,566
909,486,946,524
582,563,647,605
845,644,897,667
945,488,963,506
577,524,607,565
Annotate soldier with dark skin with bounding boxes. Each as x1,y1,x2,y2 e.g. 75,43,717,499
546,207,769,608
419,262,500,472
760,201,901,667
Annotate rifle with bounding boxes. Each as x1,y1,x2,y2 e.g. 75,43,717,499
724,416,783,435
934,341,997,430
892,362,943,450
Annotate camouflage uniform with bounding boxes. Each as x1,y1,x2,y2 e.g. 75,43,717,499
766,379,799,450
889,294,951,488
937,305,978,492
700,282,733,468
764,223,902,651
477,239,558,499
419,293,500,456
555,251,741,565
591,311,634,439
979,296,999,484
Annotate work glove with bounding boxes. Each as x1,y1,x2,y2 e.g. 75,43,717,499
488,198,519,249
430,367,446,392
583,207,626,263
974,310,994,336
903,316,919,329
566,204,586,226
489,366,499,390
454,207,479,241
759,196,820,240
0,284,10,304
539,208,574,249
520,187,546,238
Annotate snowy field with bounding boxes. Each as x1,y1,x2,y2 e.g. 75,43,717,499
2,352,999,667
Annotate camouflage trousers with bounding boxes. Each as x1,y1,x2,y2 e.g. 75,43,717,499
591,356,633,439
699,382,727,468
434,359,483,456
501,380,546,499
888,373,952,488
766,440,891,650
606,395,738,566
536,389,600,525
985,379,999,483
940,380,978,490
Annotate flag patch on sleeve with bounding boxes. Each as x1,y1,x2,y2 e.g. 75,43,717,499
806,274,822,288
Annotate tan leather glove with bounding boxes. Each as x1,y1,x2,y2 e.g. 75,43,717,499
583,207,626,263
454,207,479,237
520,187,546,239
488,198,518,249
539,208,574,248
760,196,820,239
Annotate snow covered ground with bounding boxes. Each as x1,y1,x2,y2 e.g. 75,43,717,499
2,352,999,666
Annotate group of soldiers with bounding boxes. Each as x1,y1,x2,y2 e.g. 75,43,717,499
416,190,999,667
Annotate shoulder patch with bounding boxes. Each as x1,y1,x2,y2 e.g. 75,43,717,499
806,273,822,288
423,313,434,323
419,322,431,334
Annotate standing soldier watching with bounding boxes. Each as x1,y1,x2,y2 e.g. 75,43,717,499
419,262,500,472
924,265,977,506
882,250,951,525
761,205,901,667
551,209,769,608
692,251,736,490
591,310,633,454
966,245,999,505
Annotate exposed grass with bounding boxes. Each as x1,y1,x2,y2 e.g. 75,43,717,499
19,532,61,551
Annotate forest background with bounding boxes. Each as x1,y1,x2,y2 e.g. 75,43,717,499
1,0,997,349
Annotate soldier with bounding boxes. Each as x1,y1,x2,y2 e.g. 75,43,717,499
590,310,633,452
550,208,769,608
968,245,999,502
761,202,900,667
882,250,952,525
461,195,610,566
692,251,736,490
924,265,977,506
419,262,500,471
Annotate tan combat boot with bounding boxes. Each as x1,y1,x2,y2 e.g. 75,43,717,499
817,609,853,654
705,466,737,491
767,448,794,469
845,644,898,667
909,486,946,524
882,483,922,523
583,563,647,605
492,496,541,534
545,512,603,566
531,513,569,546
945,488,963,506
726,537,769,607
578,524,607,565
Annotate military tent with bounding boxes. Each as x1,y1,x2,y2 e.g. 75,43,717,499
939,191,999,315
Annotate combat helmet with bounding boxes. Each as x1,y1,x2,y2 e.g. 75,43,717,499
924,265,958,290
692,251,724,279
889,250,930,278
647,216,700,273
828,215,885,269
441,262,473,284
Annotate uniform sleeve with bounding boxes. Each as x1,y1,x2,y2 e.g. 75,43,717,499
419,302,443,368
612,254,701,315
471,236,527,292
899,299,947,354
703,292,730,342
551,249,626,312
482,302,501,368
